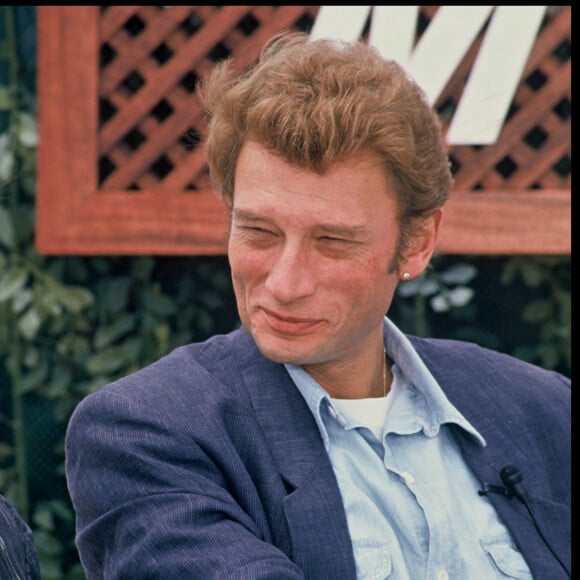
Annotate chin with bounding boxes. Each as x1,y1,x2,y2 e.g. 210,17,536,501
255,342,300,365
252,334,309,365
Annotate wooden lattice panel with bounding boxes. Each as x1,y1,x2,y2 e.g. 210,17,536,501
36,6,571,255
429,6,571,193
98,6,320,192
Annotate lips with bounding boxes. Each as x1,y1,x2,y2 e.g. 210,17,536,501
259,307,323,335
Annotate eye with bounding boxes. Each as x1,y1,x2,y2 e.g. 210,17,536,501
245,226,276,236
235,222,271,234
235,224,279,246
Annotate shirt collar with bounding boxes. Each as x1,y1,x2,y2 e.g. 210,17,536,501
383,317,486,446
285,364,333,449
285,317,486,448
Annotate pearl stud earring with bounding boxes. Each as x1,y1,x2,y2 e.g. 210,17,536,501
402,272,411,280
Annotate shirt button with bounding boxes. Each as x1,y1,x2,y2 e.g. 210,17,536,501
401,471,415,485
423,425,438,437
437,569,449,580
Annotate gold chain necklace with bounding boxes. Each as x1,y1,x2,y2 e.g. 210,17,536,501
382,347,388,397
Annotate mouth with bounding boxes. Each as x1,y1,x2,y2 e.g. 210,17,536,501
259,307,324,335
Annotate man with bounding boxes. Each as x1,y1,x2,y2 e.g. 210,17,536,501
65,33,570,579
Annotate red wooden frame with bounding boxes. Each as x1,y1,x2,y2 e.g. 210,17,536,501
36,6,570,255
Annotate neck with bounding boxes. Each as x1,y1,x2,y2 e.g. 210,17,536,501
303,343,393,399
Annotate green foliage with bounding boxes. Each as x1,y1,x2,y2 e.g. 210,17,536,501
0,103,237,574
0,6,571,579
500,256,571,371
393,254,571,376
1,11,238,575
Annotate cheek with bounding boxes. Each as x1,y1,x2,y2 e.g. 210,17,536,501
337,255,387,287
337,257,395,307
229,249,265,281
228,247,269,303
229,268,251,326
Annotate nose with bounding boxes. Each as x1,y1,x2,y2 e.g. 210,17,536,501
265,242,316,304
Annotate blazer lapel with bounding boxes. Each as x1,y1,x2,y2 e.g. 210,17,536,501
234,328,357,578
408,335,538,477
409,336,571,578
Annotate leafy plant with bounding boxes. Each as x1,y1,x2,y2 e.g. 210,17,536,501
0,101,237,577
396,261,477,336
393,254,570,376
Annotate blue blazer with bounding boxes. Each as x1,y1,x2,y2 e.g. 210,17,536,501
0,494,40,579
66,327,571,579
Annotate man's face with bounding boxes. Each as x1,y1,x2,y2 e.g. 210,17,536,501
228,141,408,370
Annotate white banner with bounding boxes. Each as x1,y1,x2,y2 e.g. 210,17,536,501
310,6,547,145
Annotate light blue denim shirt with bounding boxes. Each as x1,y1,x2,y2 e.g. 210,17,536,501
285,317,533,580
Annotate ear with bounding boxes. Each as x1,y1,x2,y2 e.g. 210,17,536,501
399,209,443,279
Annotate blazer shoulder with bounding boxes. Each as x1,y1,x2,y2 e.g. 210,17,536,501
409,335,570,387
72,328,256,417
408,335,570,421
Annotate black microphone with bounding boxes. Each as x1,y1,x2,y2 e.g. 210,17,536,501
499,464,529,503
487,465,571,578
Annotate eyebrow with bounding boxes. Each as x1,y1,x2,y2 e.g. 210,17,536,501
232,209,270,222
315,223,369,238
233,208,369,238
